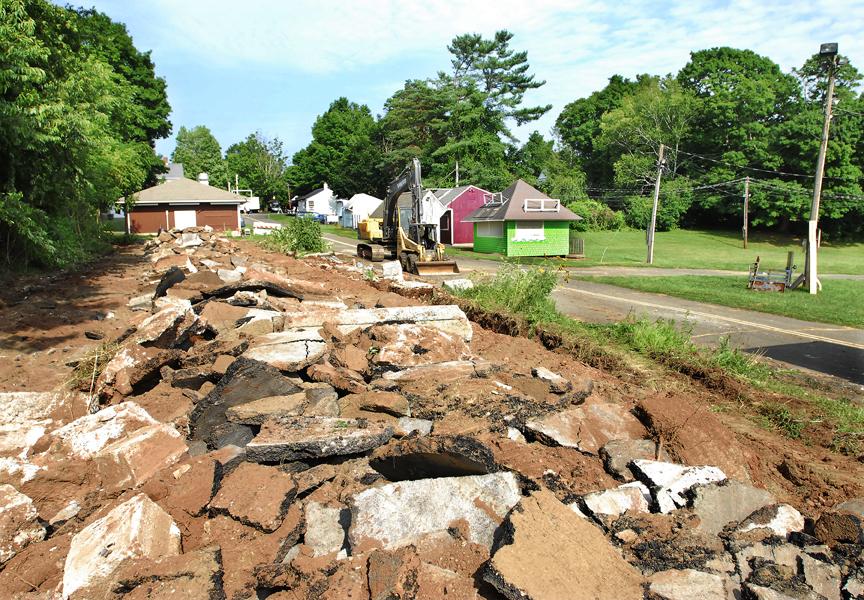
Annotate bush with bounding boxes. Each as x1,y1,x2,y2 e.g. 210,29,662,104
623,178,694,231
264,217,328,255
566,198,626,231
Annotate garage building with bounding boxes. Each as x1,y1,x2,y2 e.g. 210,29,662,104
126,176,244,234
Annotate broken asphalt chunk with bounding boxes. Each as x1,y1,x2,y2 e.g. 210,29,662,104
524,402,645,455
209,462,297,532
246,416,394,462
241,328,327,372
631,459,727,513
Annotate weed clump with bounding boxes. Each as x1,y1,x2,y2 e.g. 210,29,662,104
264,218,328,256
456,263,559,326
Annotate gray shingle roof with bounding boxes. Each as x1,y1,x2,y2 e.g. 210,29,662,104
369,192,413,219
131,177,244,205
463,179,581,222
434,185,491,207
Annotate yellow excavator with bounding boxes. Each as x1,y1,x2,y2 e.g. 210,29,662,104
357,159,459,275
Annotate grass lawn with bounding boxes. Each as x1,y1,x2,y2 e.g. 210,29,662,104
449,229,864,275
578,275,864,328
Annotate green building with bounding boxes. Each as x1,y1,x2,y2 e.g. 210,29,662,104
464,179,581,257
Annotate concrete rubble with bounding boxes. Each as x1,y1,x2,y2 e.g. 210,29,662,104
0,226,860,599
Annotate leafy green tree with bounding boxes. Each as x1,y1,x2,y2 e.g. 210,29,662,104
171,125,227,187
448,30,551,127
290,98,382,197
510,131,555,183
225,132,290,203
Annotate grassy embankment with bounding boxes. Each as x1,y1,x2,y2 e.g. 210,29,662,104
451,265,864,453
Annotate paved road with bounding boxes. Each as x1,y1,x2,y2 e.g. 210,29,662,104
247,221,864,385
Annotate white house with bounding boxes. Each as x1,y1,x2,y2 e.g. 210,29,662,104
340,193,383,228
295,183,338,223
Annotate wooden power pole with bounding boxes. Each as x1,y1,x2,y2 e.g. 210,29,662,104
646,144,665,264
807,45,839,295
743,176,749,249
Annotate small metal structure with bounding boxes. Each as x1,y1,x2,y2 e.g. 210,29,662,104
748,252,796,292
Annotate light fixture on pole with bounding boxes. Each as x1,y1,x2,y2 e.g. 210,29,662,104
806,42,839,295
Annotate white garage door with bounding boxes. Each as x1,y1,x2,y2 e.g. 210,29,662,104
174,209,197,229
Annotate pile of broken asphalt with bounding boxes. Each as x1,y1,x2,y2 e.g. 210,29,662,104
0,226,862,599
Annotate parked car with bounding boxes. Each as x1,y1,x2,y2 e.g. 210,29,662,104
297,211,327,224
269,201,283,213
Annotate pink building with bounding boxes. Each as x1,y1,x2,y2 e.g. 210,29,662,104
435,185,492,246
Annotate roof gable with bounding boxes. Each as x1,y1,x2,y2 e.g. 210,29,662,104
132,177,244,204
464,179,581,222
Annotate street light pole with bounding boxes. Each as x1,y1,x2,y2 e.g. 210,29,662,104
806,43,839,295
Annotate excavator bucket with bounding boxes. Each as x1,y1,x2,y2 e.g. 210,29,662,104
413,260,460,276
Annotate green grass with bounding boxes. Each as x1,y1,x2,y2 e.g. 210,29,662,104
263,214,355,236
576,275,864,328
448,229,864,275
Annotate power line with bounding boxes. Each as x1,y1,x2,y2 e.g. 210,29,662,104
676,149,820,179
835,106,864,117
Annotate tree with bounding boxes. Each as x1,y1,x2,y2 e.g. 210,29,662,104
290,98,382,197
225,132,290,203
171,125,227,187
511,131,555,183
448,30,551,129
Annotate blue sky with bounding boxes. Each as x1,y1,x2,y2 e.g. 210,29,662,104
77,0,864,160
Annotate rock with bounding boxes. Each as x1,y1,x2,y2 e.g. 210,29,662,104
176,232,203,248
382,359,492,382
174,270,224,293
648,568,728,600
813,499,864,546
307,361,366,394
209,462,297,532
97,345,180,398
283,304,473,343
133,305,201,348
581,482,651,518
381,260,403,281
154,266,186,298
246,416,393,462
734,541,803,582
418,563,478,598
153,253,188,273
0,485,45,565
743,584,820,600
799,553,841,600
442,278,473,292
230,255,247,268
339,391,410,418
242,329,327,372
524,403,645,455
190,357,302,447
631,459,727,513
217,268,243,283
205,422,254,450
367,323,471,368
185,256,198,273
396,417,432,437
368,546,421,600
738,504,805,537
96,423,188,488
600,439,668,481
844,570,864,598
226,393,307,425
0,390,82,425
63,494,181,599
46,402,159,460
484,489,643,600
154,294,193,310
127,294,152,312
157,230,174,243
350,472,520,550
142,455,221,518
303,383,340,416
211,354,235,375
198,301,249,334
81,546,224,600
691,480,775,535
531,366,572,394
304,501,348,557
331,345,369,373
49,500,82,527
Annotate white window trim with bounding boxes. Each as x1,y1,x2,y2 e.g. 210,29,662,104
523,198,560,212
513,220,544,242
476,221,503,237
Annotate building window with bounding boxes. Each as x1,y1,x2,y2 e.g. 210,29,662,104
307,200,315,211
514,220,544,241
477,221,503,237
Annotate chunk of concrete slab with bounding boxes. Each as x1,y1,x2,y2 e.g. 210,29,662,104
349,472,521,550
483,489,643,600
382,359,492,382
339,391,410,418
648,568,728,600
175,232,203,248
62,494,181,598
442,278,473,292
96,423,187,488
133,305,201,348
209,462,297,532
600,439,668,481
0,485,45,565
631,459,727,513
283,304,473,342
97,345,180,397
531,366,572,394
525,403,645,455
691,480,775,535
241,329,327,372
246,416,393,462
217,268,243,283
304,501,347,557
581,482,651,518
46,402,159,460
381,261,403,281
225,393,307,425
737,504,805,537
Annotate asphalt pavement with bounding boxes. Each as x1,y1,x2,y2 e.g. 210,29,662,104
243,218,863,385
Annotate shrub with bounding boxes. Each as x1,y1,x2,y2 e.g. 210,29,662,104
566,198,626,232
456,264,559,326
264,217,328,255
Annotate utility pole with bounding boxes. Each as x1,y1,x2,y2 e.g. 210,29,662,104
806,43,839,295
455,160,459,186
743,176,749,249
646,143,665,264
